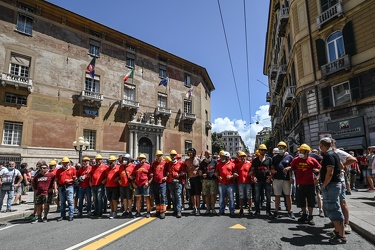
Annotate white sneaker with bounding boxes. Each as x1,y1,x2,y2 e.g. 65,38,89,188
109,211,113,219
319,209,324,217
344,224,352,234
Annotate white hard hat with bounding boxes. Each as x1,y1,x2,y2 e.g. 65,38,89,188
222,151,230,157
273,148,279,154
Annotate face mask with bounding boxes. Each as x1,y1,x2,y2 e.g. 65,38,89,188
278,149,285,154
363,154,367,157
172,159,177,163
8,167,14,171
298,153,305,158
123,160,128,165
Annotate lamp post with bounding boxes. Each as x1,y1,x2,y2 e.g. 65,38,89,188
73,137,90,163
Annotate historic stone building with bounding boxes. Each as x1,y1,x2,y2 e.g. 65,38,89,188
0,0,214,165
264,0,375,154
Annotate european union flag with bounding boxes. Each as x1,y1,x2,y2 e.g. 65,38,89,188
159,77,168,86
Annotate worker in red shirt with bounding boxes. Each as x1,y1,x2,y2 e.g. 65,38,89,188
90,154,109,217
151,150,168,219
106,155,120,219
134,154,152,218
235,151,253,216
77,156,92,217
55,157,76,221
118,153,136,218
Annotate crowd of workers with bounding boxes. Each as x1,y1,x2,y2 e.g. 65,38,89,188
1,139,375,245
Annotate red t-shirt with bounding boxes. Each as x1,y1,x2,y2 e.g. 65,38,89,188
217,161,236,185
34,172,55,195
359,156,368,166
151,160,167,184
291,156,321,185
91,164,109,186
106,166,120,187
134,163,151,186
119,163,135,187
236,161,252,184
166,161,185,183
56,166,76,186
77,166,92,188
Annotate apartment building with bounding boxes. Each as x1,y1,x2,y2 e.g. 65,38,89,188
221,130,246,157
0,0,214,165
264,0,375,154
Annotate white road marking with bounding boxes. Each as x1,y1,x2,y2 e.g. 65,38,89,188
0,224,19,231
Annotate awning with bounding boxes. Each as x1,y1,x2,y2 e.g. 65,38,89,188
335,136,366,150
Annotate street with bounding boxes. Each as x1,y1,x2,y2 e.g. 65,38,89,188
1,205,374,250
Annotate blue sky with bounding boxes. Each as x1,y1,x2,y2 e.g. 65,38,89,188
47,0,271,151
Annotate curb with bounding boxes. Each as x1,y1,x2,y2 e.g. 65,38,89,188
0,211,31,223
350,220,375,246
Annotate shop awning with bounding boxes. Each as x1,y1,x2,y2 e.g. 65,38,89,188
335,136,366,150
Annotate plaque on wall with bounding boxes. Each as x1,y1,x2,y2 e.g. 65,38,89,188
83,106,99,117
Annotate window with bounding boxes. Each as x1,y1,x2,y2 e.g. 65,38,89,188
89,39,100,57
124,84,136,100
16,5,33,36
184,124,192,131
4,93,27,105
126,52,135,68
85,74,100,93
83,130,96,150
159,64,167,78
184,100,192,114
205,110,208,121
10,54,30,78
2,121,22,146
327,32,345,62
185,140,192,153
184,74,191,87
158,93,167,107
332,82,351,106
321,0,338,12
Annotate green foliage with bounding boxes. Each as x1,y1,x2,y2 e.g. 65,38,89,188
211,132,225,155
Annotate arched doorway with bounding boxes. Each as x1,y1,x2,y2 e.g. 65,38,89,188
138,137,153,163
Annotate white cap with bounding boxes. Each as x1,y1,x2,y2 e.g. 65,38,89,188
273,148,279,154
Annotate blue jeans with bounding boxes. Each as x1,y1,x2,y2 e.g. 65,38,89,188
168,182,182,213
92,184,105,215
78,187,92,215
153,182,167,206
219,184,234,213
322,182,344,222
254,182,271,213
0,189,14,211
59,185,74,218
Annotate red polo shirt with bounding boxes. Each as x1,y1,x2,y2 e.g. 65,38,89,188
106,165,120,187
91,163,109,186
291,156,321,185
119,163,135,187
217,160,236,185
56,166,76,186
134,163,151,186
77,166,92,188
151,160,167,184
236,161,252,184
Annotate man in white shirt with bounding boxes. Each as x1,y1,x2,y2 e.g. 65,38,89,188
0,161,23,212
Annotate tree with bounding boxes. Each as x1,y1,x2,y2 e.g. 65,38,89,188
211,132,225,155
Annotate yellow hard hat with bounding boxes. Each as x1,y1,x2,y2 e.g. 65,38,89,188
277,141,287,147
219,150,224,156
165,156,172,163
49,160,57,166
61,157,70,163
82,156,90,161
258,144,267,150
95,154,103,159
238,151,247,157
298,143,311,152
170,150,177,155
108,155,117,161
156,150,163,156
139,154,147,159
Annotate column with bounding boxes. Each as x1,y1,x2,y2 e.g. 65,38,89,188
129,131,133,157
160,133,163,152
156,134,159,151
134,131,138,158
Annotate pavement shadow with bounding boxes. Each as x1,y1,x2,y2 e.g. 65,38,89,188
280,225,330,246
7,218,34,224
350,197,375,201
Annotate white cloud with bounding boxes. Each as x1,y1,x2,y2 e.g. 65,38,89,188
212,105,271,152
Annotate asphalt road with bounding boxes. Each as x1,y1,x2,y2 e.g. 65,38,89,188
1,207,374,250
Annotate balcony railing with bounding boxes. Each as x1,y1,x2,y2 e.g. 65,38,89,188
1,72,33,91
156,106,171,116
205,121,212,130
316,2,344,29
269,98,277,115
282,86,296,107
269,64,278,80
266,92,271,102
321,55,351,78
275,64,287,92
121,98,139,109
277,7,289,37
182,112,196,121
80,90,103,101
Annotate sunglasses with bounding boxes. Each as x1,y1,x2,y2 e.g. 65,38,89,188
41,167,48,169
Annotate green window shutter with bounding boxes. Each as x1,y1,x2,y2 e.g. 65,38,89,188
343,21,356,56
315,39,327,67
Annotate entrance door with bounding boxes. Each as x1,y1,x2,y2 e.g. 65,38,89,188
138,137,153,163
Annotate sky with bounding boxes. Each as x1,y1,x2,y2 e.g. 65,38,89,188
47,0,271,152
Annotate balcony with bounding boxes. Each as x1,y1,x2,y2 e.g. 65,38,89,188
321,55,351,78
269,64,278,80
1,73,33,92
205,121,212,130
80,90,103,102
277,7,289,37
266,92,271,102
273,116,281,128
275,64,287,92
156,106,171,116
182,112,196,121
316,3,344,30
282,86,296,107
269,98,277,115
121,98,139,109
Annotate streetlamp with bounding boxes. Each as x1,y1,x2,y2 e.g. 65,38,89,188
73,137,90,163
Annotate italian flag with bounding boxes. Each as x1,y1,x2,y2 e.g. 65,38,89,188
123,68,134,82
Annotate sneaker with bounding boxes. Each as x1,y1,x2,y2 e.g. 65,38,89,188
176,211,182,218
273,212,280,219
345,191,352,195
307,216,315,225
160,213,165,219
289,212,295,219
109,211,113,219
31,217,40,224
219,211,225,216
254,211,260,216
57,217,66,222
298,214,308,222
204,209,210,215
329,235,347,245
122,211,129,217
326,230,339,237
135,212,141,217
146,212,150,218
248,210,254,216
190,208,196,215
43,217,48,223
239,209,244,216
344,224,352,234
319,209,324,217
266,211,272,217
225,206,229,210
196,209,200,216
212,209,218,215
128,212,134,218
68,216,73,222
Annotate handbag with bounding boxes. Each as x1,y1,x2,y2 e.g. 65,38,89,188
1,170,16,191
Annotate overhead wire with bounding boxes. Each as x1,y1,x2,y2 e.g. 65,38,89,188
243,0,252,131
